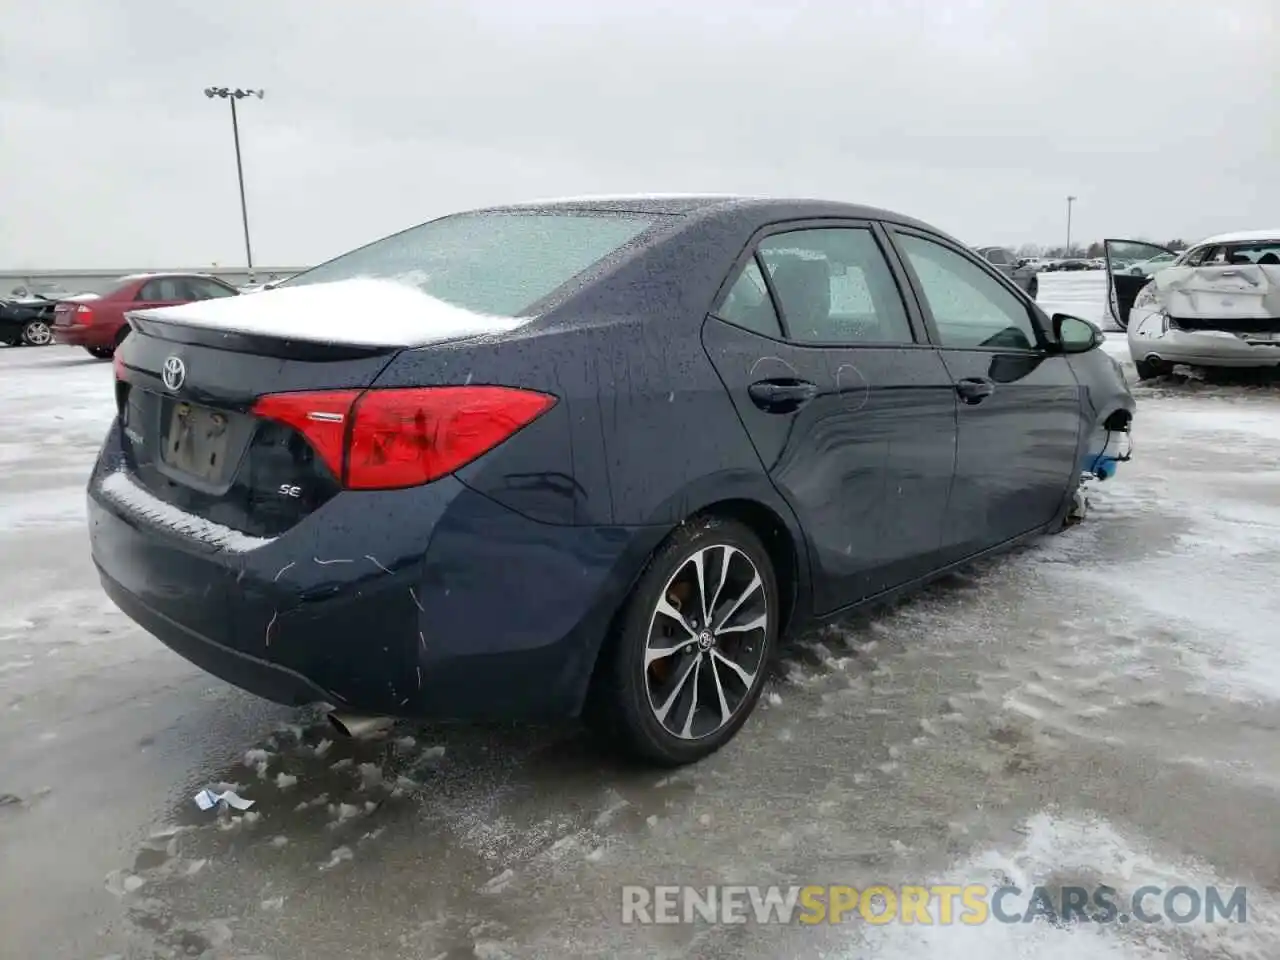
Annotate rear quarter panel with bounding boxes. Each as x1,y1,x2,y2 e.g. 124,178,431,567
373,211,789,532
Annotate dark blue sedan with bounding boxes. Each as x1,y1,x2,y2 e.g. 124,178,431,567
88,196,1133,765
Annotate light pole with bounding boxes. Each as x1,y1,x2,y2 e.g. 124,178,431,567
204,86,264,282
1064,195,1075,257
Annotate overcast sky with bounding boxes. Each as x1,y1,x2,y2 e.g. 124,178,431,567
2,0,1276,268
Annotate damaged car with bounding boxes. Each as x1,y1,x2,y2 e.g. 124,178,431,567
89,196,1133,766
1107,231,1280,379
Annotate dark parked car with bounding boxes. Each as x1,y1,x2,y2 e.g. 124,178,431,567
53,272,239,359
0,294,58,346
974,245,1041,299
88,197,1134,765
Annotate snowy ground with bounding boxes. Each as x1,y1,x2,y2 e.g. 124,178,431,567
1034,269,1115,332
1,344,1278,960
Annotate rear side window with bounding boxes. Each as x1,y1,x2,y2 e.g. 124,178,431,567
138,277,185,301
757,228,914,345
1209,241,1280,264
984,247,1012,265
713,259,782,338
280,212,657,316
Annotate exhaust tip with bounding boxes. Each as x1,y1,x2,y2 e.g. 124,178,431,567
328,713,354,738
327,712,394,740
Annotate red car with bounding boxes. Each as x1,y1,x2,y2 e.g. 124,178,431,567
53,273,240,359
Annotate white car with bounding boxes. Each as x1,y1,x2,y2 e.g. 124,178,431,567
1105,231,1280,379
1126,251,1179,276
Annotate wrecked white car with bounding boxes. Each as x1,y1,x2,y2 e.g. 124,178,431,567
1106,231,1280,380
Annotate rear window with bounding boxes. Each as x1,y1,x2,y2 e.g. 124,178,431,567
280,212,657,316
1198,241,1280,265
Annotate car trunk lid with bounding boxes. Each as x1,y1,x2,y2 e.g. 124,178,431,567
107,278,539,539
112,327,398,540
1155,264,1280,333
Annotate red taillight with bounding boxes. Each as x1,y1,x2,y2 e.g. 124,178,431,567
250,390,359,481
74,304,94,324
250,386,555,490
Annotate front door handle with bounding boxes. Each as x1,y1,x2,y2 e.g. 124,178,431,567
956,377,996,404
748,378,820,413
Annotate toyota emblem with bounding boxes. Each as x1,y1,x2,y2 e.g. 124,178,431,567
162,355,186,392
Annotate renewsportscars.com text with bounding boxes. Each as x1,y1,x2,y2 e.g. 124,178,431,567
621,884,1248,926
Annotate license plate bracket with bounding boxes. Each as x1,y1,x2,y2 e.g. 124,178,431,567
160,401,236,483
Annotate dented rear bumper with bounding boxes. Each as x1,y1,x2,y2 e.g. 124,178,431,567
88,419,658,721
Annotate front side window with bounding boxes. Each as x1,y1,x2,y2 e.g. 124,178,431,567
897,234,1039,351
280,212,657,316
984,247,1012,266
755,228,914,345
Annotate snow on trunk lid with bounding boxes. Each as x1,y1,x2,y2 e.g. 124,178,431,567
134,277,532,348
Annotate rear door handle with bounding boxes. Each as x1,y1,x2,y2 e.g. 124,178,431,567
748,378,820,413
956,377,996,404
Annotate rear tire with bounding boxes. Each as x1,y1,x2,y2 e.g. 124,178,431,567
1135,356,1166,381
590,515,779,766
21,319,53,346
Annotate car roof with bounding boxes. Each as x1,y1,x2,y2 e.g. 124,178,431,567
1195,228,1280,245
115,271,220,283
473,194,943,234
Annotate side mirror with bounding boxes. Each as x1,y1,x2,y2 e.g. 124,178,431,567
1052,313,1103,354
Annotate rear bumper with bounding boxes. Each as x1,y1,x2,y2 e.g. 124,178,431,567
89,421,664,719
98,571,333,705
54,323,114,348
1128,311,1280,368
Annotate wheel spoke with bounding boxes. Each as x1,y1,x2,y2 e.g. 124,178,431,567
678,655,704,738
715,612,768,637
709,653,733,727
711,648,756,688
714,572,761,632
654,652,700,724
691,550,710,627
655,595,695,638
706,546,734,623
645,636,696,668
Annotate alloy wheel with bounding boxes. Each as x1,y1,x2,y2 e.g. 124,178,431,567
643,544,769,740
23,321,52,346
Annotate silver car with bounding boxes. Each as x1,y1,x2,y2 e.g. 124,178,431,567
974,245,1041,299
1106,231,1280,380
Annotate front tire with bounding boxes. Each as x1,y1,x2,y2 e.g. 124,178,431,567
21,319,53,346
592,516,779,766
1027,276,1038,300
86,346,113,360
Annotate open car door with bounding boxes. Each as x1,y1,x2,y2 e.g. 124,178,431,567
1105,239,1176,331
